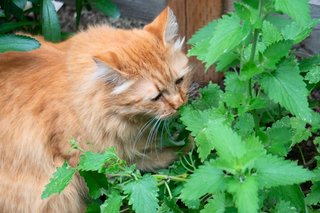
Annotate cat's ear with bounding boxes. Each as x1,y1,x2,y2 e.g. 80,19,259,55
144,7,179,44
93,53,135,94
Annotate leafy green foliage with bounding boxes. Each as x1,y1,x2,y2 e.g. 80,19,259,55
42,0,320,212
0,34,40,53
41,0,61,42
0,0,119,46
123,175,159,213
260,60,312,122
41,161,76,199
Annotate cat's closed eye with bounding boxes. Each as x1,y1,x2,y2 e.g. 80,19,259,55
175,77,184,85
151,93,162,101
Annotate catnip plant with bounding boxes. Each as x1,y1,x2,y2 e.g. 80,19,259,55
42,0,320,212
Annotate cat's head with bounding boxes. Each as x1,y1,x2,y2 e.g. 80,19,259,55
92,8,193,119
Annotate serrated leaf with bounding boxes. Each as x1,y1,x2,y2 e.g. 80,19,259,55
234,2,259,25
299,55,320,72
240,62,264,81
260,60,312,122
204,119,247,168
305,182,320,205
189,14,249,69
123,175,159,213
216,52,238,72
188,20,217,45
274,200,298,213
274,0,311,25
255,155,314,188
78,148,118,172
290,117,312,145
0,34,40,53
201,193,225,213
269,185,306,213
227,176,259,213
262,40,293,69
305,66,320,84
80,171,109,199
192,83,222,109
180,108,211,136
265,117,293,156
41,161,76,199
88,0,120,19
85,200,102,213
223,72,247,108
41,0,61,42
195,131,214,161
234,113,255,137
180,161,225,207
262,20,283,46
281,21,315,44
100,191,122,213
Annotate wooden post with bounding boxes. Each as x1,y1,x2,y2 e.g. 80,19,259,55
167,0,224,83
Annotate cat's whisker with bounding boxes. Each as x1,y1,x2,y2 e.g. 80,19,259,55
133,117,156,151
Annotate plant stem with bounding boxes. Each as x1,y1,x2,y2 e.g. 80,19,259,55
153,174,187,182
297,145,307,166
164,181,173,199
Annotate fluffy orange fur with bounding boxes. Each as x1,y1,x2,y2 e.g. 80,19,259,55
0,7,192,212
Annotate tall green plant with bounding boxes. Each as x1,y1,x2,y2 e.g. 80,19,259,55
0,0,119,52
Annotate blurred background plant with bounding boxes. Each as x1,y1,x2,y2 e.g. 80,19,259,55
0,0,119,52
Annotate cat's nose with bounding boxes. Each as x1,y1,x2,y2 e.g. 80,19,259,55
171,94,184,110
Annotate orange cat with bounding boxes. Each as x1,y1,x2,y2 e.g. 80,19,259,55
0,7,192,212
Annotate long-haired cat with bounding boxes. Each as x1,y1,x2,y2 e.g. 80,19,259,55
0,7,192,212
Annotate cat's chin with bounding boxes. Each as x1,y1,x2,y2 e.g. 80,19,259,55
158,112,178,120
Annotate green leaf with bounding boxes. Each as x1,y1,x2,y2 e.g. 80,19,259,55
262,20,283,46
234,113,255,137
188,20,217,45
216,52,238,72
227,176,259,213
306,182,320,205
234,2,259,25
180,161,225,207
192,83,222,109
299,55,320,72
41,0,61,42
0,34,40,53
100,191,122,213
265,117,293,156
12,0,27,9
86,200,102,213
88,0,120,19
269,185,306,213
195,131,214,162
274,0,311,25
290,117,312,145
240,62,264,81
123,175,159,213
190,14,250,69
262,40,293,69
41,162,76,199
201,193,225,213
80,171,109,199
0,21,36,34
78,148,119,172
223,72,247,108
281,21,315,44
305,66,320,84
274,200,298,213
254,155,314,188
260,60,312,122
204,119,247,168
